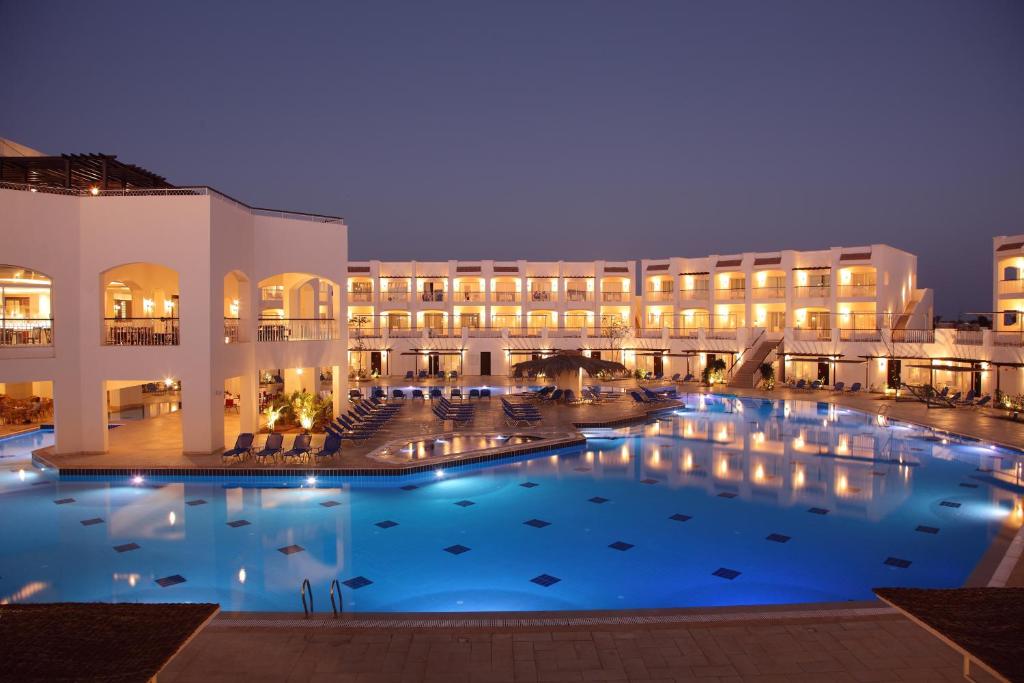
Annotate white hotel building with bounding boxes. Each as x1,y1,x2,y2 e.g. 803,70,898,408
2,139,1023,457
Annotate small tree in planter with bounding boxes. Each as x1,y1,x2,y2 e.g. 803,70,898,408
702,358,727,385
759,362,775,390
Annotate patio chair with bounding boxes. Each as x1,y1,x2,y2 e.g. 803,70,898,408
417,370,428,380
683,373,695,382
831,382,845,392
958,390,976,405
479,388,491,399
404,371,414,380
429,388,443,400
549,389,564,402
349,389,363,400
847,382,861,393
222,433,254,462
630,391,649,404
253,433,284,463
435,372,445,380
392,389,406,400
451,388,463,400
316,433,342,461
938,386,950,398
469,388,480,399
671,373,681,382
810,380,822,390
794,379,807,390
371,388,386,400
973,395,991,408
412,388,425,400
564,389,577,403
949,392,962,403
281,434,312,463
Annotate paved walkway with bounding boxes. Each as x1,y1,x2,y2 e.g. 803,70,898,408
160,613,977,682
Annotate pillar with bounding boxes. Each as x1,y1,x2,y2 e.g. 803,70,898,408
181,373,222,454
332,365,348,420
239,372,259,434
74,379,109,455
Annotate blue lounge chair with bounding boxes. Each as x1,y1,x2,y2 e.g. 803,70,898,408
564,389,577,403
404,371,414,380
392,389,406,400
418,370,428,380
479,388,491,399
550,389,563,402
451,388,463,400
794,379,807,390
435,372,445,380
958,390,976,405
469,388,480,399
429,388,443,400
683,373,695,382
949,392,962,403
974,395,991,408
253,433,284,463
832,382,845,392
630,391,648,404
671,373,681,382
281,434,312,463
847,382,861,393
222,433,254,462
371,388,386,400
349,389,362,400
938,386,949,398
316,433,342,461
412,389,425,400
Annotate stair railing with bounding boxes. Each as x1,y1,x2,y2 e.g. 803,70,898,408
726,328,766,383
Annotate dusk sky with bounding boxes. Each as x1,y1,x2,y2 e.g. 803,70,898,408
2,1,1022,318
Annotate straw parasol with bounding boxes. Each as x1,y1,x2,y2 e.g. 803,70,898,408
511,350,627,393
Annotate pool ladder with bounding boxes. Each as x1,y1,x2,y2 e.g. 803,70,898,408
300,578,344,618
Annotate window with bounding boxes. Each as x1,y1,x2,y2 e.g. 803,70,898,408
1004,266,1019,281
1004,311,1019,327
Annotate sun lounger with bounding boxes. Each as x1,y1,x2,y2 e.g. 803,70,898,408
281,434,312,463
412,389,425,400
392,389,406,400
315,433,342,461
253,433,284,463
222,433,254,462
404,371,414,380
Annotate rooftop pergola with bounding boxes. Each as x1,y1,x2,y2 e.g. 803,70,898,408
0,153,173,190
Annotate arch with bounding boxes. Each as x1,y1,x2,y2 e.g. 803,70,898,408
100,262,180,345
223,269,250,343
0,264,53,346
256,272,341,342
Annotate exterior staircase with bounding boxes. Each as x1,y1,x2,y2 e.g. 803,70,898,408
728,338,782,389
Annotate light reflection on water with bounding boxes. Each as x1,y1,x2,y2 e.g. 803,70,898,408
0,397,1021,613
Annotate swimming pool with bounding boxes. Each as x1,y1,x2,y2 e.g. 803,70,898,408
1,395,1021,613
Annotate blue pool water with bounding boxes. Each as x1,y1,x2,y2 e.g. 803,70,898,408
1,396,1021,613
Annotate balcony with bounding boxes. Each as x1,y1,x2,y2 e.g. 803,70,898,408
492,291,521,304
419,291,447,303
679,289,709,300
1,319,53,346
528,290,556,303
382,292,410,304
891,328,935,344
638,327,666,338
386,325,419,338
838,328,881,342
793,328,831,342
794,285,830,299
565,290,593,303
707,328,738,340
257,318,339,342
954,329,984,346
646,290,675,302
715,288,746,300
454,291,486,303
994,332,1024,347
998,280,1024,295
671,327,701,339
601,291,627,303
752,286,785,299
837,284,877,298
348,291,373,303
223,318,240,344
104,318,179,346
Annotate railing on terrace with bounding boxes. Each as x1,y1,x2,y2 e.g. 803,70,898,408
954,329,985,346
104,318,179,346
752,286,785,298
994,331,1024,347
257,318,338,342
386,326,420,338
714,288,746,300
382,292,409,303
528,290,555,303
997,280,1024,295
638,327,667,338
891,328,935,343
0,181,344,223
454,291,486,303
492,291,521,303
1,319,53,346
348,291,373,303
680,289,709,300
838,328,881,342
671,327,702,339
601,291,627,303
794,285,830,298
837,284,877,298
550,327,583,337
419,291,446,303
348,325,380,338
465,326,503,338
707,328,738,340
793,328,831,342
565,290,593,303
223,318,240,344
646,291,675,302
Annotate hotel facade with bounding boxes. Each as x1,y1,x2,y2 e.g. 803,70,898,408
1,140,1023,456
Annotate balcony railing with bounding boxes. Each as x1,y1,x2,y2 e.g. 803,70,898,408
382,292,409,303
455,291,486,303
348,291,373,303
680,289,709,300
793,328,831,342
601,291,627,303
671,327,702,339
838,328,881,342
1,319,53,346
223,318,240,344
348,325,380,338
998,280,1024,295
646,291,675,302
714,288,746,300
837,284,877,298
492,291,521,303
638,327,666,338
706,328,738,340
528,290,555,303
257,318,338,342
994,331,1024,347
891,328,935,343
565,290,593,303
794,285,830,298
419,291,446,303
104,318,179,346
954,329,984,346
752,286,785,299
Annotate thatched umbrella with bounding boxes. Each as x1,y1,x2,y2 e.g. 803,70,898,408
511,350,628,394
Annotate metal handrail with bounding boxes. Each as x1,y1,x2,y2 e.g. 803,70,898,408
329,579,343,618
301,578,314,617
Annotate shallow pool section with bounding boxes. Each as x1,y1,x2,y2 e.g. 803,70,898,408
375,434,541,462
1,396,1022,613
